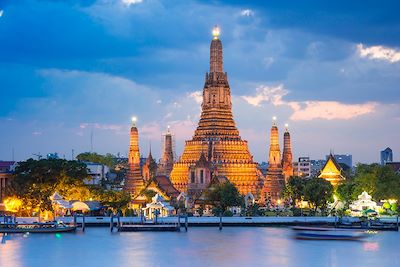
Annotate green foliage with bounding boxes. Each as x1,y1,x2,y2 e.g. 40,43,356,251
204,181,243,212
7,159,89,214
76,152,116,168
383,202,391,209
352,164,400,201
391,203,398,213
223,210,233,217
142,189,157,203
303,178,334,212
282,176,305,206
90,186,131,210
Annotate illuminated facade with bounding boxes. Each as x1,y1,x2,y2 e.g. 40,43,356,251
281,125,293,182
318,153,345,186
262,119,284,202
124,118,144,196
170,27,264,197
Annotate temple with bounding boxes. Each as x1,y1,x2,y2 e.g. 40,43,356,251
169,26,264,197
157,126,175,176
262,118,284,202
318,153,346,186
281,124,293,182
124,117,144,196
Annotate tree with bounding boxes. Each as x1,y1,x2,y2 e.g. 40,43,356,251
336,179,357,209
76,152,116,168
7,159,89,216
204,181,243,214
281,176,305,207
303,178,333,213
352,164,400,201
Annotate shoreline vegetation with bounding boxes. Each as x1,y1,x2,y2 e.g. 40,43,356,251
2,156,400,220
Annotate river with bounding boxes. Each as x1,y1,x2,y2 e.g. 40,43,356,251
1,227,399,267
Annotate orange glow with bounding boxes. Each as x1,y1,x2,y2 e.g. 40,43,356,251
4,197,23,213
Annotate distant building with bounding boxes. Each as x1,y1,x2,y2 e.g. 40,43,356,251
293,157,311,177
47,153,59,159
83,162,110,185
327,154,352,169
0,161,16,203
380,147,393,166
310,159,326,177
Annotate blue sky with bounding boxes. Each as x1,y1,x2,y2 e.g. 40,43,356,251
0,0,399,164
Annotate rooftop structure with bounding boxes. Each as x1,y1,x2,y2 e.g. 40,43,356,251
318,154,346,186
170,26,263,197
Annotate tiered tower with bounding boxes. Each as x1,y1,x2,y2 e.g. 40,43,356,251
170,26,263,196
142,149,157,181
124,117,144,196
158,126,175,176
263,117,284,202
281,124,293,182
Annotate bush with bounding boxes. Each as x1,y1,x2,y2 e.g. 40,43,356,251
383,202,391,209
223,210,233,217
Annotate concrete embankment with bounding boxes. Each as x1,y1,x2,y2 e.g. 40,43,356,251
3,216,398,227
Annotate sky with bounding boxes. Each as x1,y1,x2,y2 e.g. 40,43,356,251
0,0,399,164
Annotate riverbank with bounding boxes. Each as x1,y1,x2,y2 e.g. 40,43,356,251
3,216,399,227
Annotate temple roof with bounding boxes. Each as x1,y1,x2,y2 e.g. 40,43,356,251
318,154,345,184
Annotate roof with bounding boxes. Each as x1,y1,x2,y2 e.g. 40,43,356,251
0,161,15,168
386,162,400,173
153,175,180,198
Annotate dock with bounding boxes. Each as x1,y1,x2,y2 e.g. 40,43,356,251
118,224,180,232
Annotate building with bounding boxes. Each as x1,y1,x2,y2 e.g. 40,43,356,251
83,162,110,185
327,154,352,169
157,126,175,176
124,117,145,196
262,118,284,202
386,162,400,174
310,159,326,177
169,26,263,197
281,124,293,182
0,161,16,203
293,157,311,177
318,154,346,186
381,147,393,165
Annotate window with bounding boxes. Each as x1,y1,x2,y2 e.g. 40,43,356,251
200,170,204,183
191,171,195,183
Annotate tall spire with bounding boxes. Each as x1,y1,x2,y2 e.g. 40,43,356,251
262,117,284,203
282,123,293,182
159,126,175,176
268,117,281,166
124,117,144,196
210,25,223,73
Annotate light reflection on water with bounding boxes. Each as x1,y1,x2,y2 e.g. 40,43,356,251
0,227,399,267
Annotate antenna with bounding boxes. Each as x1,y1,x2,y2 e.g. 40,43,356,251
90,129,94,152
12,147,14,161
72,149,75,160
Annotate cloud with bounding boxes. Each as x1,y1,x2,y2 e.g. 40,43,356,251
121,0,143,6
32,131,42,136
241,85,287,107
188,91,202,104
240,9,254,17
357,44,400,63
79,123,125,132
242,84,377,120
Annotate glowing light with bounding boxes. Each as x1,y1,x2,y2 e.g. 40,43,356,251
272,116,277,121
0,10,3,17
4,197,22,213
131,116,137,122
284,123,289,128
55,233,62,239
212,25,220,39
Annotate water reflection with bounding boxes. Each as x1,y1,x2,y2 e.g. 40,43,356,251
0,228,399,267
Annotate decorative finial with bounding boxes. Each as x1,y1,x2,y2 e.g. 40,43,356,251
131,116,137,127
272,116,277,125
167,125,171,133
285,123,289,131
212,25,220,39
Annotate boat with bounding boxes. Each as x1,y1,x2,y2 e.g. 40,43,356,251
294,231,368,241
292,226,368,240
0,222,77,234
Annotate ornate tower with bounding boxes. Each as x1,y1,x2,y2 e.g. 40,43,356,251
281,124,293,182
170,26,263,196
142,148,158,181
158,126,175,176
262,117,284,203
124,117,144,196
